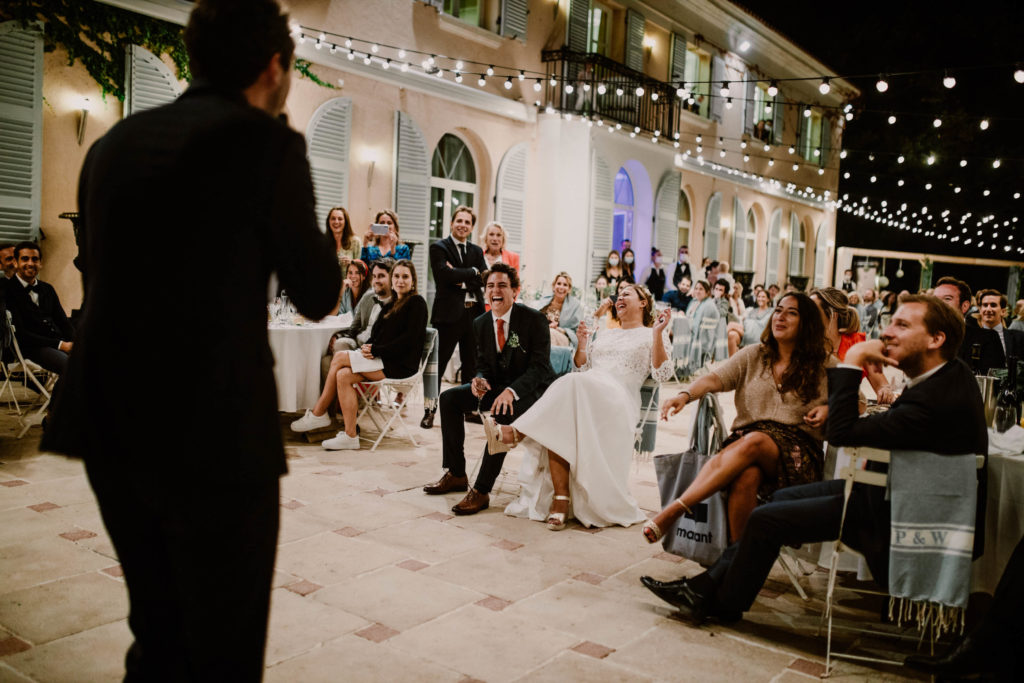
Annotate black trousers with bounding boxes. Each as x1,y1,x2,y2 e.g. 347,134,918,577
434,303,483,386
440,383,533,494
706,479,889,615
85,458,279,682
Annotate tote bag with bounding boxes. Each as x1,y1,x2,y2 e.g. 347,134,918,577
653,394,729,566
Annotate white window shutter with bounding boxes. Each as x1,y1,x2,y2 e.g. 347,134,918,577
654,171,681,258
819,115,831,167
124,44,181,117
788,211,804,276
588,151,613,285
495,142,527,253
704,192,721,259
500,0,528,41
670,34,687,83
305,97,352,230
566,0,589,52
0,22,42,243
394,111,430,280
625,10,645,72
710,57,725,123
772,94,784,145
813,223,828,287
743,75,756,135
766,209,781,287
731,196,745,269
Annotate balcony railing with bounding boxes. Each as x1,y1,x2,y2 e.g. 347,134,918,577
541,49,692,139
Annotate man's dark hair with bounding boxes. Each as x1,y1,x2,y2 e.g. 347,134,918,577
977,288,1007,310
712,280,728,294
14,241,40,260
184,0,294,91
0,242,13,251
901,294,965,361
371,258,394,277
936,276,972,308
485,262,520,290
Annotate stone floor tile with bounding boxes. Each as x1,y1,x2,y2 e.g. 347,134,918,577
421,546,568,602
422,511,454,522
354,623,400,643
314,565,484,631
300,491,435,532
0,636,31,656
332,526,363,537
515,528,659,578
279,471,361,503
396,558,431,571
504,581,664,648
59,528,98,542
276,508,337,544
571,640,616,658
264,587,369,666
101,565,124,578
27,501,60,512
513,651,653,683
0,662,35,682
2,619,132,682
475,596,512,612
0,536,112,594
0,480,29,487
492,539,523,551
0,571,129,644
0,454,86,482
0,506,63,545
264,634,463,682
388,605,578,683
275,531,406,586
284,579,322,596
573,572,606,585
361,517,495,564
443,507,559,545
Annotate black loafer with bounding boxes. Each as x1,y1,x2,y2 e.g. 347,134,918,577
640,575,690,590
641,576,711,623
420,408,435,429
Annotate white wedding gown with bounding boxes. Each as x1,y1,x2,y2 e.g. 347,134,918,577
504,325,673,527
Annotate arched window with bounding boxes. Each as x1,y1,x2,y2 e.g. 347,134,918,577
613,167,634,249
730,197,755,271
677,191,691,253
429,133,477,241
704,192,722,259
788,212,806,276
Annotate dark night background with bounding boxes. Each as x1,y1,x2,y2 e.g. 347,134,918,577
738,0,1024,292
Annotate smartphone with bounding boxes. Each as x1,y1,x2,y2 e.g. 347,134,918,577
370,223,389,236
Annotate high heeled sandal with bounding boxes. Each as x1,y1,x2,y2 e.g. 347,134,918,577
547,495,571,531
483,415,513,455
642,498,693,543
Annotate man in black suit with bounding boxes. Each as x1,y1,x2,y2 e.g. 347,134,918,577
643,295,988,623
44,1,340,678
5,242,74,375
672,245,692,287
423,263,554,515
0,242,15,279
423,205,486,428
935,276,1004,374
977,288,1024,365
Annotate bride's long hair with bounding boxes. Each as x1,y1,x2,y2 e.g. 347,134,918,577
622,283,656,326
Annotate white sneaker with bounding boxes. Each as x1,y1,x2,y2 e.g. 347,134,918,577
290,409,332,432
322,431,360,450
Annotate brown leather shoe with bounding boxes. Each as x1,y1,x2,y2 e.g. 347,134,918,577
451,489,489,515
423,472,469,495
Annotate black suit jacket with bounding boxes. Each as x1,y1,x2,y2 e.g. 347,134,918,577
429,236,485,325
45,83,341,484
5,278,73,352
958,317,1004,374
997,327,1024,366
473,303,554,407
826,360,989,555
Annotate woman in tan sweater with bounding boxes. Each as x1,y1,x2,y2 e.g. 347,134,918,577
644,292,834,544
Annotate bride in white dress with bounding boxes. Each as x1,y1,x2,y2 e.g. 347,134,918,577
499,284,673,529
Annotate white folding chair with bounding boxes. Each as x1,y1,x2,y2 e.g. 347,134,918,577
355,328,436,451
633,375,661,459
1,311,56,438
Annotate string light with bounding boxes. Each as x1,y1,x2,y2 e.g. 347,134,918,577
635,86,645,96
993,159,1002,168
933,117,942,127
518,70,525,81
478,75,486,87
533,79,542,92
980,119,990,130
597,82,607,95
1015,65,1024,83
504,77,513,90
943,71,956,89
875,75,889,92
486,65,494,76
725,97,732,109
818,77,831,94
719,82,730,97
767,81,779,97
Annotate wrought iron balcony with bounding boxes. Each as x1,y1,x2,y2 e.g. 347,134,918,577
540,49,691,139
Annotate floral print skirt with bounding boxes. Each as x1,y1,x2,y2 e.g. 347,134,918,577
720,420,824,502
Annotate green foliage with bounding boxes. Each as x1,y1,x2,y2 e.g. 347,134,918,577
294,59,339,90
1,0,190,101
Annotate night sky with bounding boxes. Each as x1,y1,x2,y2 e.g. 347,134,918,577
737,0,1024,284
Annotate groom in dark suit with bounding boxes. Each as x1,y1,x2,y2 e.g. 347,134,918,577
423,206,487,428
424,263,555,514
5,242,75,375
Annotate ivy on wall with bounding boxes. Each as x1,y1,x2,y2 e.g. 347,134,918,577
1,0,339,101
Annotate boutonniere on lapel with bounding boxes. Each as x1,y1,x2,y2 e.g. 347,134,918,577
506,333,521,350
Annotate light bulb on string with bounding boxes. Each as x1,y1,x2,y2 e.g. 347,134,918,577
768,159,775,166
888,114,896,124
818,77,831,94
719,82,730,97
980,119,990,130
518,70,525,81
788,145,795,154
616,87,624,96
400,61,409,72
346,50,355,60
793,163,800,171
743,154,750,162
897,179,904,186
818,167,824,175
767,81,779,97
382,58,392,70
597,82,607,94
478,76,486,87
897,155,905,164
875,75,889,92
549,76,557,87
344,38,352,48
635,86,645,96
803,106,811,118
651,91,659,101
839,150,847,159
434,67,443,77
1015,65,1024,83
983,190,991,196
363,54,371,65
371,43,379,53
725,97,732,109
397,48,406,58
486,65,494,76
504,77,513,90
565,83,574,94
933,118,942,128
453,71,461,82
925,183,932,190
427,55,436,66
455,60,464,70
764,143,770,152
720,149,727,158
533,79,542,92
993,159,1001,168
870,175,877,182
960,159,967,167
943,71,956,89
583,82,591,92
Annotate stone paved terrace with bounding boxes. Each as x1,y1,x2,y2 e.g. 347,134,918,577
0,378,926,682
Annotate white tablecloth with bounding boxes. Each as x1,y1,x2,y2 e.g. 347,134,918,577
971,451,1024,595
268,315,348,412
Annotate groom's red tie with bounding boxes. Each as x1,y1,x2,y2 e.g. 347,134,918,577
496,319,506,351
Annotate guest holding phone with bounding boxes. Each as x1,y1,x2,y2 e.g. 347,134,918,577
361,209,411,264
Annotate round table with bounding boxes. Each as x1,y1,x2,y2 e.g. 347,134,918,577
268,315,348,412
971,451,1024,595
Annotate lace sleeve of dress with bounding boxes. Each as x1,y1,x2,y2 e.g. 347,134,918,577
650,327,674,383
572,333,593,373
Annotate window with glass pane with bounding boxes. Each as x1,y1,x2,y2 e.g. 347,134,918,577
429,134,477,240
752,84,774,143
683,48,711,118
443,0,481,27
613,167,634,249
744,209,757,270
589,3,612,56
677,191,691,252
800,110,822,161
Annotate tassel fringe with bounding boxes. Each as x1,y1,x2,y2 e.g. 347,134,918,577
887,597,966,638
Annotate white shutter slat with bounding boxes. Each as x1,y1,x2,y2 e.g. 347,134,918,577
710,57,725,123
654,171,680,258
588,152,613,285
813,224,827,287
788,211,804,276
306,97,353,229
394,111,431,281
704,192,721,259
766,209,781,287
819,116,831,167
124,44,181,117
730,197,745,270
0,22,41,243
566,0,589,52
670,34,687,83
495,142,528,253
772,94,784,145
625,10,645,72
500,0,528,41
743,75,756,135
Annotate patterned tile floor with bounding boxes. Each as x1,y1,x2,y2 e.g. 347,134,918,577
0,379,927,681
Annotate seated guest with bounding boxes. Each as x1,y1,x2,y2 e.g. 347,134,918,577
422,263,554,515
977,288,1024,363
1011,299,1024,332
641,295,987,624
644,292,832,545
327,206,361,268
639,249,669,301
336,259,368,315
711,280,738,323
481,221,520,271
5,241,74,375
620,248,637,283
934,276,1004,373
592,274,612,302
766,283,781,305
599,250,625,289
662,276,692,312
537,272,582,348
729,281,747,319
502,285,672,529
296,260,426,450
360,209,411,264
0,242,15,279
726,287,772,355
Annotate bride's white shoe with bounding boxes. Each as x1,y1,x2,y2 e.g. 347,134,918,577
547,495,571,531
